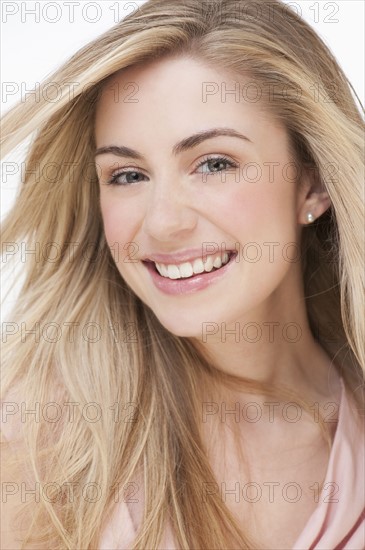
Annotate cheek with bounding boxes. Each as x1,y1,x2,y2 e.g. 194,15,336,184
100,198,141,255
215,182,295,243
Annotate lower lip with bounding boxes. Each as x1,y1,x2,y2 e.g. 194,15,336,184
142,253,238,295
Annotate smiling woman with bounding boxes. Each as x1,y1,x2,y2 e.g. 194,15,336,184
1,1,364,549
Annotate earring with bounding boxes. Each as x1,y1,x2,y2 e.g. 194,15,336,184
307,212,315,223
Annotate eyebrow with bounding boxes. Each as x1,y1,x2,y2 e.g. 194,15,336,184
94,128,251,159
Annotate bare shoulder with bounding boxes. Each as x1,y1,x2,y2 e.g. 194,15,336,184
1,383,28,548
1,421,26,548
1,383,53,550
0,460,27,549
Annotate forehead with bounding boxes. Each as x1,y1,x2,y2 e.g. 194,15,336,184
98,55,236,100
94,56,286,150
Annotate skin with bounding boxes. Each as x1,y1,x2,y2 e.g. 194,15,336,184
94,56,342,549
94,55,338,401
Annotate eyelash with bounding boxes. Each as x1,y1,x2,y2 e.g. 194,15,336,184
105,155,239,186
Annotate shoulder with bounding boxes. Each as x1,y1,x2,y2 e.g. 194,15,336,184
292,378,365,549
1,383,31,548
99,472,144,549
98,499,138,549
0,382,66,549
340,378,365,451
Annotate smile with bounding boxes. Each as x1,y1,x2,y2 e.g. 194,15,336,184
142,251,238,295
154,251,233,280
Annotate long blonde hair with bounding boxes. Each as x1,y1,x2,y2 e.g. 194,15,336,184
1,0,364,548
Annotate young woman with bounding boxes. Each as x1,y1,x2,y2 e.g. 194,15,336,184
1,1,364,548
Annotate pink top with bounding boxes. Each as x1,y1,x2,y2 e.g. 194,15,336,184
99,377,365,549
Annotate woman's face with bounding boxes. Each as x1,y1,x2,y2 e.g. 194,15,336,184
95,56,311,338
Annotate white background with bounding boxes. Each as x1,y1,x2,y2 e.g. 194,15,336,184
1,0,364,319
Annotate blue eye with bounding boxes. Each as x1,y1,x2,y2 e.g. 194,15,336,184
195,155,238,174
107,170,147,186
105,155,238,186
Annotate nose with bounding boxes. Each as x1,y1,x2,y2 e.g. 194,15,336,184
141,178,198,241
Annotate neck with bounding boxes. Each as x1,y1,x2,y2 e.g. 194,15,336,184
192,267,340,405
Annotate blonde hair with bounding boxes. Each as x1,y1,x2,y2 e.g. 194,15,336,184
1,0,364,548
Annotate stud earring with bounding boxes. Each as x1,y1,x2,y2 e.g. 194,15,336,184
307,212,315,223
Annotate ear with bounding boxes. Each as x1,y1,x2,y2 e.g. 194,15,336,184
297,166,332,225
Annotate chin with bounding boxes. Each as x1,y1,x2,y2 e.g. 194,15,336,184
158,318,201,338
147,307,201,338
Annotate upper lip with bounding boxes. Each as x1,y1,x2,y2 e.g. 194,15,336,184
142,248,236,265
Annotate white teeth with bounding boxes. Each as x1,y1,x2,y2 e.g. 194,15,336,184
192,258,205,274
156,264,165,277
204,255,214,272
178,262,194,278
154,252,232,279
213,256,222,269
166,265,180,279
